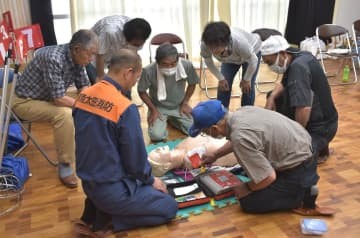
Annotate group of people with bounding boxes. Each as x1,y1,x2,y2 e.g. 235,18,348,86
12,13,338,236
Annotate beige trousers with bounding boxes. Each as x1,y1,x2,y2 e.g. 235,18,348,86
12,95,75,164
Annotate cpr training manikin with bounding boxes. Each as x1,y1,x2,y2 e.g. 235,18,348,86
148,135,238,176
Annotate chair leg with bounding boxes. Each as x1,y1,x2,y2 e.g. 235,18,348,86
198,60,217,99
326,57,358,86
351,56,358,83
201,68,217,99
11,111,58,167
199,64,243,99
12,121,31,156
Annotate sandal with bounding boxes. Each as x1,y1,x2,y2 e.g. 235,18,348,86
73,219,112,238
292,205,335,216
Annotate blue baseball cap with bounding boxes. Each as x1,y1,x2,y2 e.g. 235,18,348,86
189,100,227,137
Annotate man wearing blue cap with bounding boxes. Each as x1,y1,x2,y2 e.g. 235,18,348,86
189,100,335,216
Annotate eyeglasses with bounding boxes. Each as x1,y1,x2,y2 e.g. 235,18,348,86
212,39,233,58
200,128,211,137
220,44,232,57
80,47,97,58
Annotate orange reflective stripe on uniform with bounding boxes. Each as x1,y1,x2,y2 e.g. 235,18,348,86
74,80,131,123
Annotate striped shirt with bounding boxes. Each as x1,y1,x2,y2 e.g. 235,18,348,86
91,15,130,64
15,44,90,101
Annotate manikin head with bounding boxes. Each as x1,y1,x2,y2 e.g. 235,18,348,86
148,146,185,176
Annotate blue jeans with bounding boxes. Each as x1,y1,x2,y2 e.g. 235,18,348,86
218,51,261,108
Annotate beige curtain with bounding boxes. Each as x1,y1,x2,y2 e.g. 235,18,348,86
69,0,288,64
230,0,289,33
0,0,31,28
200,0,212,33
217,0,231,25
200,0,231,32
70,0,202,64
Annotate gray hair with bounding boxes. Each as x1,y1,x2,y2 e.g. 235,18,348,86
69,29,98,50
108,49,142,73
155,43,178,63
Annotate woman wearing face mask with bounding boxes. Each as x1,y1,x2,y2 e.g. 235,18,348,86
138,43,199,142
201,21,262,108
262,35,338,164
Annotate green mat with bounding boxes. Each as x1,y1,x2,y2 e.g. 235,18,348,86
146,138,184,153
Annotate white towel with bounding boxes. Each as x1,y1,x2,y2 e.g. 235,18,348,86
157,59,187,101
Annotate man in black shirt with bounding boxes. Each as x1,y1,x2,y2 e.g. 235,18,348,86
261,35,338,163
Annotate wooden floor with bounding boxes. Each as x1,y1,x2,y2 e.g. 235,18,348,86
1,61,360,237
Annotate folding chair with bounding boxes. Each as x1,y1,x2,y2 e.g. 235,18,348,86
252,28,282,93
149,33,188,63
198,56,218,99
0,67,57,166
252,28,282,41
316,24,359,85
352,19,360,69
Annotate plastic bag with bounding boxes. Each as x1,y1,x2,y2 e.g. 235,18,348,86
301,218,328,235
6,122,25,153
300,36,326,57
1,155,29,189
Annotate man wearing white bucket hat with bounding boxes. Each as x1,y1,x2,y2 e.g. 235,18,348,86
261,35,338,164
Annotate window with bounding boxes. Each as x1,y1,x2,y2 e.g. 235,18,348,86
51,0,71,44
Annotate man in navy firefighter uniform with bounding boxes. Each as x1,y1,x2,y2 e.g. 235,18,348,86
73,49,177,236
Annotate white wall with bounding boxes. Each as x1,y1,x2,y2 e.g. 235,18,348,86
333,0,360,31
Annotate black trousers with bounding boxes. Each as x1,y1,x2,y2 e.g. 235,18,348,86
239,157,319,213
309,119,337,157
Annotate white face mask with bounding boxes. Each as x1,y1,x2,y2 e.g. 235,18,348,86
269,53,288,74
159,67,177,76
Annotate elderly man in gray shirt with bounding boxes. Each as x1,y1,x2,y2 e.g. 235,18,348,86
189,100,335,216
138,43,199,142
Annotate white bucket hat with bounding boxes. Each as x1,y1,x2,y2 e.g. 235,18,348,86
261,35,290,56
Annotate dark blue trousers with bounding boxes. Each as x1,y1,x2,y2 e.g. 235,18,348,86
239,157,319,213
82,179,178,232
